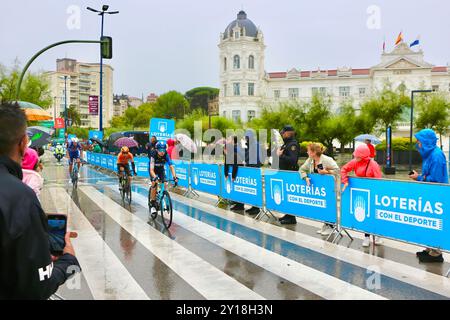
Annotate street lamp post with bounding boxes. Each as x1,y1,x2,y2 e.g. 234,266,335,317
87,5,119,133
64,75,68,130
409,89,433,173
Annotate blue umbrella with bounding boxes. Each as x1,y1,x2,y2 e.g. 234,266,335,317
354,134,381,144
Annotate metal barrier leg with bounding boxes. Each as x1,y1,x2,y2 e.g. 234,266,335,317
255,208,277,222
446,268,450,278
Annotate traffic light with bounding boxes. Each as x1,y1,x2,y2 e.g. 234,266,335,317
101,36,112,59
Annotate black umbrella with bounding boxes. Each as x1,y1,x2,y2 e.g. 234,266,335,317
89,137,104,146
27,127,51,148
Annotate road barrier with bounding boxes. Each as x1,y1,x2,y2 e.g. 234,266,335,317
85,152,450,273
341,177,450,252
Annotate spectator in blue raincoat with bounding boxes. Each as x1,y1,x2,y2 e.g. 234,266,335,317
409,128,449,263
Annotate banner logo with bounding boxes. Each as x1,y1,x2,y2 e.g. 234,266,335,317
192,168,199,185
226,178,232,194
158,121,167,133
351,188,370,222
270,179,284,205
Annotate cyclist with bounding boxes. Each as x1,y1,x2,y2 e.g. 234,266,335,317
66,138,83,178
149,141,178,214
54,143,65,163
116,146,137,188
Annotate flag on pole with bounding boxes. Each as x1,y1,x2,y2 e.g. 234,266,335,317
383,37,386,52
395,32,403,45
410,36,420,48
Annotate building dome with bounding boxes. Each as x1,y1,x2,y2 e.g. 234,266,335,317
223,11,258,39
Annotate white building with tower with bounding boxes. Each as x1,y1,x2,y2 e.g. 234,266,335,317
218,11,450,124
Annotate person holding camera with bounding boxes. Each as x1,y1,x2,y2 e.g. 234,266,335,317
300,143,340,235
0,102,80,300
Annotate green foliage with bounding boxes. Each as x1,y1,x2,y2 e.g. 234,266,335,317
375,137,417,151
176,109,241,137
0,62,52,107
153,91,189,119
415,92,450,137
360,84,411,131
67,105,81,127
66,127,89,140
185,87,219,113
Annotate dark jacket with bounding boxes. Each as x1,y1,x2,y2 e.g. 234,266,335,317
244,132,263,168
279,137,300,171
224,143,244,180
0,156,80,300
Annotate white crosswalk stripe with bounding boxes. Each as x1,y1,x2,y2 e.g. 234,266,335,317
80,185,265,300
47,187,150,300
129,190,386,300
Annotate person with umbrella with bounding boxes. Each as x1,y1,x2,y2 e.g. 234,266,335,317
116,146,137,189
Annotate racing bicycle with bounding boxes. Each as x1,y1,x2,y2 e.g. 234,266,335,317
148,179,177,229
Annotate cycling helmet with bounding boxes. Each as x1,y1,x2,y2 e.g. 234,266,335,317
155,141,167,151
71,137,79,143
121,146,130,153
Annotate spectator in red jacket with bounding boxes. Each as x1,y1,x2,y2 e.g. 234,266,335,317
341,144,383,248
365,139,376,159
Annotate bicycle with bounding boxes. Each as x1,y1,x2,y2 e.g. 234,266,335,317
119,169,132,205
148,179,177,229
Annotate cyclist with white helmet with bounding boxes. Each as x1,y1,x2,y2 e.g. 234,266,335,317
66,138,83,178
149,141,178,213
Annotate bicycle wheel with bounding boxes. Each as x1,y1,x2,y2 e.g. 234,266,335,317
160,191,173,229
120,178,126,203
126,180,132,205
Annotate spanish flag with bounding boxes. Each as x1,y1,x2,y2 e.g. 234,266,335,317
395,32,403,45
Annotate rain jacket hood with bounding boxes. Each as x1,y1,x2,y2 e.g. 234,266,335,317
353,144,371,160
414,129,449,183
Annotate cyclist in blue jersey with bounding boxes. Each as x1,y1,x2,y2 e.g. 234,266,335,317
149,141,178,214
66,138,83,178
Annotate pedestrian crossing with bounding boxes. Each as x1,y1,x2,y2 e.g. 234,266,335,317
38,172,450,300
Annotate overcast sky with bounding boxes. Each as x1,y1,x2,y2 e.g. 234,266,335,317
1,0,449,98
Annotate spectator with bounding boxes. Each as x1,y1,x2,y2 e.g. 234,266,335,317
167,138,178,160
276,125,300,225
146,135,158,158
300,143,339,235
409,128,449,263
243,129,264,215
224,136,245,211
341,144,383,248
365,139,376,159
22,147,44,198
92,142,102,153
0,102,80,299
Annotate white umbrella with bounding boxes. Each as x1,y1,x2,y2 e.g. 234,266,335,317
271,129,284,147
175,133,197,153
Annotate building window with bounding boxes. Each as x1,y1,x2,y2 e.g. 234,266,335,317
224,57,227,71
223,84,227,97
274,90,281,100
359,87,366,97
247,110,256,121
248,55,254,69
233,83,240,96
235,31,240,39
432,85,439,91
339,86,350,98
288,88,299,99
223,111,227,117
232,110,241,122
248,83,255,96
312,87,327,96
233,55,240,69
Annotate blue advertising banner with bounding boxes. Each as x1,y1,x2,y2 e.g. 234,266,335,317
107,155,116,171
135,157,149,177
167,160,190,188
264,169,337,223
100,154,108,168
94,154,101,166
342,177,450,251
190,162,220,195
89,130,103,141
86,152,92,163
221,166,263,207
149,118,175,142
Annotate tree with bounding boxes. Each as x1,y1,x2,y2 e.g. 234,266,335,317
360,84,411,134
176,109,241,137
185,87,220,113
153,91,189,119
0,62,52,107
415,92,450,148
66,105,81,127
